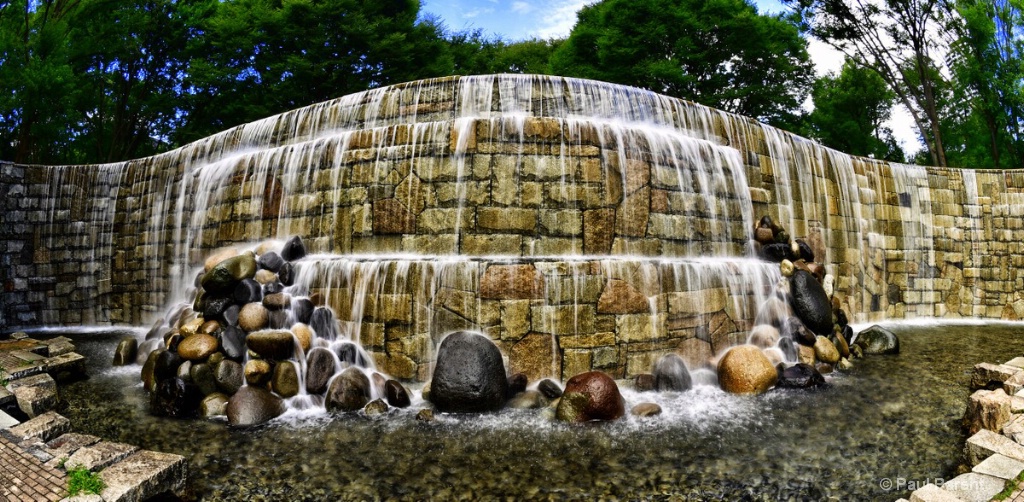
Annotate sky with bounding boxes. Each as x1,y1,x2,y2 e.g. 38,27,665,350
418,0,921,156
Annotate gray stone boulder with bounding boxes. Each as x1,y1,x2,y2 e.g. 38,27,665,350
775,363,826,389
280,235,307,261
326,367,372,412
150,378,202,418
305,347,338,394
853,325,900,355
788,270,833,335
214,360,244,395
226,386,285,427
652,353,692,392
430,331,508,413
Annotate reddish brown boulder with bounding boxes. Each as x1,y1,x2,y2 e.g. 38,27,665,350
555,371,625,422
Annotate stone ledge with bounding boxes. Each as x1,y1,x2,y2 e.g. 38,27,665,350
8,411,71,442
908,483,964,502
65,441,138,471
98,450,188,502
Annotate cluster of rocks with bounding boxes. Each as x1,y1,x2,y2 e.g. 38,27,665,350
116,236,413,427
703,215,903,396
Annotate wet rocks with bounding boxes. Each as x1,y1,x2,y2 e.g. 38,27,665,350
854,325,900,355
717,345,778,395
280,236,307,261
246,330,295,360
226,386,285,427
813,336,840,365
238,303,269,332
556,371,625,422
112,337,138,366
326,367,372,412
631,402,662,417
201,253,257,294
775,363,826,389
271,361,300,398
652,353,692,392
789,270,833,335
430,331,508,413
385,380,411,408
305,347,338,394
538,379,563,399
150,378,202,419
214,360,244,394
177,334,219,361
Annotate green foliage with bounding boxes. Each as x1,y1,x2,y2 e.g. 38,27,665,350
549,0,815,126
807,60,905,161
67,466,105,496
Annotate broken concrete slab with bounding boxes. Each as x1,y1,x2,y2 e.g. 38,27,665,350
908,483,965,502
972,362,1021,390
14,383,58,418
99,450,188,502
8,411,71,442
941,472,1004,502
973,453,1024,481
65,441,139,471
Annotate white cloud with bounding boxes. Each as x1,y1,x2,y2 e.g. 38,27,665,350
534,0,591,39
511,1,533,14
463,7,494,19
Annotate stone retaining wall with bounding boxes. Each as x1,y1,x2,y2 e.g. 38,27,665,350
2,75,1023,381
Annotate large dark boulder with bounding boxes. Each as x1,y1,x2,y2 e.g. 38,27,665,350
246,330,296,360
226,386,286,427
336,342,370,368
652,353,692,392
202,253,257,294
280,236,307,261
257,251,285,272
775,363,826,389
555,371,625,422
759,243,795,263
789,270,833,335
150,377,202,418
430,331,508,413
306,347,338,394
310,307,339,340
214,360,244,395
234,279,263,304
220,325,246,361
326,367,371,412
385,380,411,408
854,325,900,355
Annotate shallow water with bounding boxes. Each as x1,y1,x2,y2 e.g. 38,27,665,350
45,322,1024,500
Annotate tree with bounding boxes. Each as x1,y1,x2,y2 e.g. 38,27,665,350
808,60,905,160
444,28,559,76
790,0,953,166
548,0,815,126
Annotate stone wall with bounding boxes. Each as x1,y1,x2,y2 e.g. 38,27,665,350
2,75,1023,381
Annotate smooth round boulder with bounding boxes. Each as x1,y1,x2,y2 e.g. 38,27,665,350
336,342,369,368
363,399,389,417
177,333,219,361
631,402,663,417
223,305,240,327
326,367,372,412
633,374,655,392
112,337,138,366
385,380,411,408
278,263,295,286
136,338,162,366
202,297,233,323
226,386,285,427
246,330,296,360
759,243,794,263
784,317,818,346
234,279,263,305
201,253,257,294
305,347,338,394
507,372,528,398
854,325,900,355
262,292,291,311
215,360,244,395
257,251,285,272
150,377,202,418
748,324,780,349
310,307,338,340
430,331,509,413
789,270,833,335
717,345,778,395
154,349,183,381
141,349,163,392
293,298,315,324
830,331,851,359
813,336,840,365
244,359,272,386
291,323,313,352
220,325,246,361
778,336,798,362
204,247,239,272
775,363,826,389
190,363,217,396
200,392,229,418
794,239,815,262
555,371,625,422
537,379,563,399
238,302,269,332
652,353,692,392
508,390,547,409
280,236,307,261
254,269,277,285
272,361,300,398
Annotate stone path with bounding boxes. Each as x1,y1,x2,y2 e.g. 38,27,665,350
1,332,189,502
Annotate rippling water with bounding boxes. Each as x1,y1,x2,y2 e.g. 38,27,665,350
45,322,1024,500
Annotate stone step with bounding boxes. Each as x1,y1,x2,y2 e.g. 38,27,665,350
972,453,1024,481
0,409,19,428
908,483,965,502
64,441,138,471
0,385,14,406
98,450,188,502
966,429,1024,466
941,473,1003,501
8,411,71,442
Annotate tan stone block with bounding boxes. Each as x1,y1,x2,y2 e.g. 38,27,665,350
562,350,592,381
510,333,560,382
477,207,537,233
462,234,523,255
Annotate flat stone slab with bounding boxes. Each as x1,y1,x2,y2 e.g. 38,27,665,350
973,453,1024,480
14,383,58,418
65,441,138,471
11,350,46,363
8,411,71,442
99,450,187,502
966,429,1024,466
45,352,86,381
0,409,20,428
9,372,57,391
1006,357,1024,370
0,385,14,406
909,483,965,502
972,362,1021,389
42,433,101,468
941,472,1004,502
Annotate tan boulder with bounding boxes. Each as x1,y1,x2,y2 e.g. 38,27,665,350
717,344,778,395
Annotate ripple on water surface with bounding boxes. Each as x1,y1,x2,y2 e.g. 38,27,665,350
52,322,1024,500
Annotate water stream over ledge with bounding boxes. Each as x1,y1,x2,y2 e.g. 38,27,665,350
47,322,1024,500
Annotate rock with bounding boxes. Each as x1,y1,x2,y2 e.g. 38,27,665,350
479,264,545,299
154,349,183,382
306,347,338,394
199,320,221,334
538,379,563,399
326,367,372,412
779,259,794,277
778,336,797,362
430,331,509,413
507,372,528,398
204,247,239,272
633,374,655,392
755,296,791,330
837,357,853,370
775,363,826,389
136,338,162,365
244,359,272,386
555,371,625,422
814,336,840,365
759,243,794,262
272,361,300,398
177,334,219,361
291,323,313,352
416,409,434,422
973,363,1021,390
631,402,662,417
596,280,649,314
835,308,848,328
202,297,233,323
226,386,285,427
278,263,295,286
246,330,296,360
262,292,291,310
264,281,284,295
150,378,202,418
337,342,370,368
201,253,257,294
112,337,138,366
293,298,315,324
267,310,289,329
507,390,547,409
257,251,285,272
176,360,193,381
652,353,692,392
385,380,411,408
238,302,269,332
830,331,851,359
222,305,240,326
854,325,900,355
794,239,814,262
190,363,217,396
364,399,389,417
816,363,833,374
789,270,833,335
763,348,785,366
717,345,778,395
234,279,263,304
141,349,163,392
200,393,229,418
748,324,780,349
214,360,244,395
179,318,203,337
255,269,277,285
964,389,1014,435
784,317,817,346
280,236,307,261
310,307,339,340
220,325,246,361
754,226,775,245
